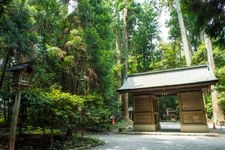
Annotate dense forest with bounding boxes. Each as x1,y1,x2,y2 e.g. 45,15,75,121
0,0,225,149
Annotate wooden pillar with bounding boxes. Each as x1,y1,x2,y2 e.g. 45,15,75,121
9,89,22,150
122,93,129,120
178,91,208,132
133,95,160,131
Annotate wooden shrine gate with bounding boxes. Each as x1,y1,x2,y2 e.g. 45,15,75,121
118,65,217,132
132,91,207,132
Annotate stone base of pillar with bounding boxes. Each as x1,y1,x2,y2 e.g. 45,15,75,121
133,123,160,131
180,124,208,132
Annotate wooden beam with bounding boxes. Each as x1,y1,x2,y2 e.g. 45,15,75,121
151,95,158,100
118,81,215,94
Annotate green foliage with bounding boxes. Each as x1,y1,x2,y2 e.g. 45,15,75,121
129,3,159,73
78,0,116,103
219,92,225,111
0,113,4,123
183,0,225,46
30,0,67,47
64,136,104,149
23,88,53,130
191,44,207,65
153,43,185,70
204,93,213,119
214,46,225,111
23,87,110,133
47,46,64,60
0,0,12,18
113,119,133,130
167,9,181,42
0,0,36,61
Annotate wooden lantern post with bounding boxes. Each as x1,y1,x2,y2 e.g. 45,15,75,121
8,63,33,150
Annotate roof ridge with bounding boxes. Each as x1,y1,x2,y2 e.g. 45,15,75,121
127,65,208,77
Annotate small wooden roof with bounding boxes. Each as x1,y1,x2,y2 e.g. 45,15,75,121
118,65,217,94
8,62,33,73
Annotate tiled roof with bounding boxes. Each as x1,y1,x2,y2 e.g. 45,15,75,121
118,65,217,92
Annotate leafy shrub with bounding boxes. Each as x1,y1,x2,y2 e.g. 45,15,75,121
23,87,111,135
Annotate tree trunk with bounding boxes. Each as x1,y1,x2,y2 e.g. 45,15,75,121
66,127,73,141
8,97,12,123
174,0,192,66
204,33,224,123
0,49,12,90
122,0,129,120
116,35,122,104
204,34,215,72
9,89,22,150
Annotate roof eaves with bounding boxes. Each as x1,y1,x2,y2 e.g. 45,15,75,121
127,65,208,77
117,79,218,93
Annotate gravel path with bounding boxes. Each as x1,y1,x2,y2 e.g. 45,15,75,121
90,134,225,150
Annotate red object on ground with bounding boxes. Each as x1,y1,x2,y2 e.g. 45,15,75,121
111,118,115,125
